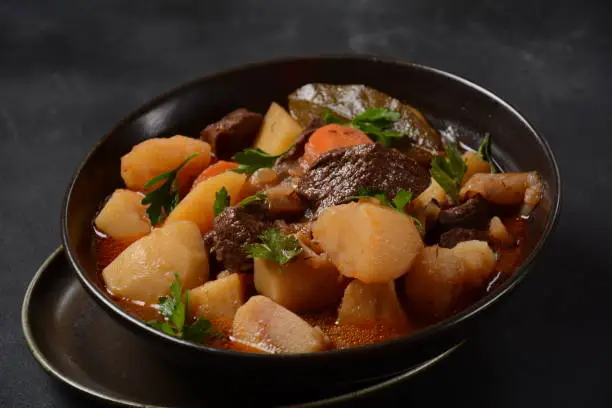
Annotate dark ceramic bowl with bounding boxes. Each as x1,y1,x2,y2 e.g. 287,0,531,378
62,56,560,386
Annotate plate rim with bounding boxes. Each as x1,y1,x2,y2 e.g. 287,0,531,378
22,246,462,408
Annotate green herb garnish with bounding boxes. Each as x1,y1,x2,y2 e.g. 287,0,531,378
213,187,230,217
477,133,496,173
231,148,283,175
147,274,219,342
141,153,200,226
430,142,466,204
323,108,404,147
347,188,423,230
244,228,303,265
238,193,267,207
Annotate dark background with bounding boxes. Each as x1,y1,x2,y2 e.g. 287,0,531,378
1,0,610,406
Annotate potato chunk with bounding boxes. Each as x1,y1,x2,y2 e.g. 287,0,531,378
452,240,497,286
189,273,247,320
232,296,329,354
489,216,514,245
312,202,423,283
254,247,344,312
94,189,151,240
337,280,409,331
253,102,303,155
165,171,247,233
102,221,208,303
121,135,211,193
404,241,496,319
461,151,491,185
413,178,448,208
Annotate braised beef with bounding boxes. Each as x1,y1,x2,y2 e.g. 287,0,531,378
439,227,488,249
296,143,429,216
200,108,263,160
211,204,271,272
438,196,489,229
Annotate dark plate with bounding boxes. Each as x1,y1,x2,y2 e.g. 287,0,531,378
22,247,461,407
61,56,561,386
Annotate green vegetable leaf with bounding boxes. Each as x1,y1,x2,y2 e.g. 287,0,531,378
477,133,496,173
430,142,466,204
147,274,218,343
322,107,405,146
322,109,344,124
238,193,267,207
346,188,423,231
392,190,414,212
213,187,230,217
244,228,303,265
231,148,283,175
141,153,200,226
352,108,401,127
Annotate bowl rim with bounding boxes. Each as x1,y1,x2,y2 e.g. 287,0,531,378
61,54,562,361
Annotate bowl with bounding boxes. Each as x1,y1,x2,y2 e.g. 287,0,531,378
61,56,560,386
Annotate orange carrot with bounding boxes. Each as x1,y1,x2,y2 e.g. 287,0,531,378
192,160,239,188
303,124,373,165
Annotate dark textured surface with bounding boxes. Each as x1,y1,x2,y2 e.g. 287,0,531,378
297,143,430,216
1,0,610,407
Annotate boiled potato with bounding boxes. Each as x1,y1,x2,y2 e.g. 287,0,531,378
462,151,491,185
94,189,151,240
102,221,208,303
254,246,344,312
413,178,448,208
404,241,496,319
312,202,423,283
404,246,464,319
337,280,409,331
189,273,247,320
253,102,303,155
232,296,329,354
165,171,247,233
489,216,514,245
121,135,211,193
452,240,496,286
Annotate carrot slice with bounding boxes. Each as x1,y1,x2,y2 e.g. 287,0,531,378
192,160,239,188
303,124,373,165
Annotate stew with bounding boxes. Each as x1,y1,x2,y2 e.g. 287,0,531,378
93,83,542,354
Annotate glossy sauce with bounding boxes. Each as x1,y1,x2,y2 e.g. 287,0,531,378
94,215,528,352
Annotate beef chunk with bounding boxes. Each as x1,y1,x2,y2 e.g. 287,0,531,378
296,143,429,216
439,227,488,249
200,108,263,160
212,204,271,272
438,197,489,229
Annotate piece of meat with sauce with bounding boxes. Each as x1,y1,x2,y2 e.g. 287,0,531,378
296,143,430,217
439,227,488,249
438,196,489,229
211,203,271,272
200,108,263,160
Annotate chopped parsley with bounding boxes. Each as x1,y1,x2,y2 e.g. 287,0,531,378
141,153,199,226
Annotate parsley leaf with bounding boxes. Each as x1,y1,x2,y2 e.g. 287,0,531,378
231,148,283,175
430,142,467,204
323,108,404,147
147,274,219,342
238,193,267,207
213,187,230,217
392,190,414,212
346,188,423,231
244,229,303,265
141,153,200,226
477,133,496,173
